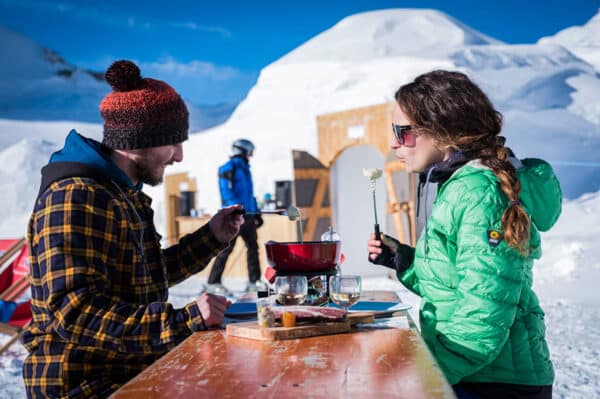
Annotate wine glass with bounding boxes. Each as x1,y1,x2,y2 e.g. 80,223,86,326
329,275,362,314
275,275,308,305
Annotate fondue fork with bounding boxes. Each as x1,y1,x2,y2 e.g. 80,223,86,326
231,209,286,216
363,168,383,241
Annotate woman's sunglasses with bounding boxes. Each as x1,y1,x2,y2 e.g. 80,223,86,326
392,124,416,147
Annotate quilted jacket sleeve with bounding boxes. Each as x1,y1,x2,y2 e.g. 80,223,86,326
397,264,422,297
427,184,525,384
31,183,209,355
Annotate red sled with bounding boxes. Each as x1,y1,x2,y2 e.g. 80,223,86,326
0,238,31,354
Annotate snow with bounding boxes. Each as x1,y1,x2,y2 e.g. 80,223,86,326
0,122,101,237
1,7,600,399
278,9,501,64
0,119,102,153
533,192,600,304
538,9,600,71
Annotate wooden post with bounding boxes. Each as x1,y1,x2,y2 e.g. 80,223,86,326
384,166,407,244
164,173,197,245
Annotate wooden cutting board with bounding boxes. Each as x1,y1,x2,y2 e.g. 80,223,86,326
226,312,375,341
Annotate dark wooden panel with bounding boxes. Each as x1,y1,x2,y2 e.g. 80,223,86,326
293,150,326,169
295,179,317,207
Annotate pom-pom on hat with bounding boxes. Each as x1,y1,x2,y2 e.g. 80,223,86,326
100,60,189,150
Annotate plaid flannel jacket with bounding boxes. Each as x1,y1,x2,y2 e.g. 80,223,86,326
22,176,226,398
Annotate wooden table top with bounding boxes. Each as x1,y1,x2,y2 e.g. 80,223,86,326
111,291,455,399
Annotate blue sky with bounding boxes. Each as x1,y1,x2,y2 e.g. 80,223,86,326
0,0,598,105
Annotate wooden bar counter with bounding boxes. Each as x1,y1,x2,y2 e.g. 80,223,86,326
111,292,455,398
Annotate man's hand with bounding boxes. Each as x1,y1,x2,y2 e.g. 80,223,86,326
254,214,264,228
195,293,231,328
209,205,244,244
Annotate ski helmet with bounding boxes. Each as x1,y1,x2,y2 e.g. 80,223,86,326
232,138,255,157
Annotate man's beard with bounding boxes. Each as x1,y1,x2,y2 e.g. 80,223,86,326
132,153,166,186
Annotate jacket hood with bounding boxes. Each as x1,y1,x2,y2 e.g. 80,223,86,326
455,158,562,232
38,130,137,197
517,158,562,231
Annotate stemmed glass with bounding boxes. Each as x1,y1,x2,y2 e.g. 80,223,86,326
275,275,308,305
329,275,362,314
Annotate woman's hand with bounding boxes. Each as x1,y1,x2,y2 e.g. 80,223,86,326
368,233,414,273
368,233,399,262
368,233,383,261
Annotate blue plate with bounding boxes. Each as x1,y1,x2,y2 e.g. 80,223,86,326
328,301,411,313
225,302,257,318
225,301,411,319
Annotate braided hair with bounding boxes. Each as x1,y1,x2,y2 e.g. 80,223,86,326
395,70,530,254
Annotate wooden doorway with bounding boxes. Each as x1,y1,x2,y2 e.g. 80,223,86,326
317,103,416,246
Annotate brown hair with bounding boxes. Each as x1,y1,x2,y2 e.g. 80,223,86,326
395,70,530,254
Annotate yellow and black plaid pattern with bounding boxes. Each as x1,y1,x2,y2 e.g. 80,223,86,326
23,177,225,398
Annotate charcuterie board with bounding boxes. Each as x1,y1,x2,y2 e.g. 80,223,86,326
226,312,374,341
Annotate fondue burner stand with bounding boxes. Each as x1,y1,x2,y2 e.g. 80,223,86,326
267,267,339,306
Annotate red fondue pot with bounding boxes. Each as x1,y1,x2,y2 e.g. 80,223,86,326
264,240,341,273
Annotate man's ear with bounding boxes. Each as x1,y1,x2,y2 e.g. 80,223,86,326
114,148,140,160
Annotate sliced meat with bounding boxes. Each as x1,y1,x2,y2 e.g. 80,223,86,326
271,306,345,321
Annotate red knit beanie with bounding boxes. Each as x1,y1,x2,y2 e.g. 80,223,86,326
100,60,189,149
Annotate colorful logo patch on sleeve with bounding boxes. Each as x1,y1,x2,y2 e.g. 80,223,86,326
487,229,503,247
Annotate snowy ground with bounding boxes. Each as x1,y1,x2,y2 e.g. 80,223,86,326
544,301,600,399
1,275,598,399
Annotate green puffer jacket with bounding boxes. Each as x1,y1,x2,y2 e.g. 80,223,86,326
399,158,561,386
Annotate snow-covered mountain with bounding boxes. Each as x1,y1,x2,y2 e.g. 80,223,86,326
277,9,501,63
167,9,600,218
535,9,600,127
0,26,234,132
0,26,107,123
1,8,600,238
538,9,600,71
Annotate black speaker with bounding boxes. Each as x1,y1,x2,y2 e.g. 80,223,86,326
275,180,293,209
179,191,196,216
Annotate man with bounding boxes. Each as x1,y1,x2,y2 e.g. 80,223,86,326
22,60,243,398
207,139,266,294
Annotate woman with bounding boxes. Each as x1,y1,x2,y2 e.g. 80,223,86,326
368,70,561,399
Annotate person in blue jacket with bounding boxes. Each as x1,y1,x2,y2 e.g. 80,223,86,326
208,139,265,294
